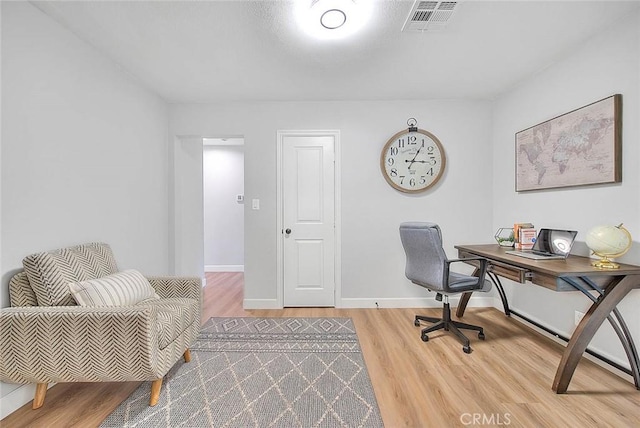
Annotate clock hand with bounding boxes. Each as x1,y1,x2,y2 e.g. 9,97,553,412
407,146,422,169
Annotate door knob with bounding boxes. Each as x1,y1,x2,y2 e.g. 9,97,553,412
285,228,292,235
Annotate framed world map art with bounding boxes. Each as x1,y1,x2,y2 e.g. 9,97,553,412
515,94,622,192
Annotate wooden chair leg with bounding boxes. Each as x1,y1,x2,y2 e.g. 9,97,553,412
149,378,163,406
149,350,191,406
33,383,47,409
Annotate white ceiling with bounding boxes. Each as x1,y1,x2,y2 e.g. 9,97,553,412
32,0,640,103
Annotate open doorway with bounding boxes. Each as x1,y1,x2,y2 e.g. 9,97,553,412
203,138,245,286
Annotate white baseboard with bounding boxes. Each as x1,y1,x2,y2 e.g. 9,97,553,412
338,296,495,309
205,265,244,272
242,296,496,310
243,299,281,309
0,383,49,420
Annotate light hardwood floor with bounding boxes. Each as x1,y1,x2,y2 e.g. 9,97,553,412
2,272,639,427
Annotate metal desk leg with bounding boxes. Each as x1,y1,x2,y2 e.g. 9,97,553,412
455,268,511,318
488,272,511,316
553,275,638,393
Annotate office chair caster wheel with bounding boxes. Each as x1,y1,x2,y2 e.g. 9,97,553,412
414,319,421,327
478,332,485,340
463,345,471,354
421,332,429,342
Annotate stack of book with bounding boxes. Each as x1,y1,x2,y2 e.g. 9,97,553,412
514,222,536,250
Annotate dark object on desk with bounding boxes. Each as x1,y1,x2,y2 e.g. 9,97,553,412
399,222,492,354
506,228,578,260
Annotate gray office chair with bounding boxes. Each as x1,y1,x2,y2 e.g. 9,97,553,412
399,222,492,353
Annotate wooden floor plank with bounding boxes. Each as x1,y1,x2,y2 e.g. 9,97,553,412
2,272,638,427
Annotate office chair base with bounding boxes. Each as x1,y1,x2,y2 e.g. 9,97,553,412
414,303,485,353
415,315,440,326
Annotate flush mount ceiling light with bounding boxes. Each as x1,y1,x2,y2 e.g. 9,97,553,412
296,0,371,40
321,9,347,29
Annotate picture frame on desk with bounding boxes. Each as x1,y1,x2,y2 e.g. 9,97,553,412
515,94,622,192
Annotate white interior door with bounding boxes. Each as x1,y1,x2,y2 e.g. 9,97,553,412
281,133,336,307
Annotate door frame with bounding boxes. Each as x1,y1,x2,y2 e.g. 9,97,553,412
171,134,245,286
276,130,342,308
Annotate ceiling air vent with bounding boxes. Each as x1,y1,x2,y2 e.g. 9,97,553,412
402,1,462,32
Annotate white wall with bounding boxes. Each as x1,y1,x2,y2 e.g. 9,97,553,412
492,10,640,368
0,2,169,414
203,146,245,270
173,137,205,279
169,100,494,307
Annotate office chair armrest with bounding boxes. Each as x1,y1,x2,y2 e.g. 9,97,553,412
443,257,489,292
448,256,489,279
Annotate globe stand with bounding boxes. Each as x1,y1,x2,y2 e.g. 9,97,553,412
591,254,621,269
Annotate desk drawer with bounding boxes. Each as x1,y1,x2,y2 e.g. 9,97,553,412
490,262,529,283
458,250,529,283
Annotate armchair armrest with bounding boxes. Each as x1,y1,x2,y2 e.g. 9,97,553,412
146,276,202,323
0,305,161,384
442,257,489,293
146,276,202,301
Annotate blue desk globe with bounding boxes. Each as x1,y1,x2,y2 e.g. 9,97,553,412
585,224,632,269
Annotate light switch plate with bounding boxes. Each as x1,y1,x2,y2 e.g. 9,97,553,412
252,199,260,210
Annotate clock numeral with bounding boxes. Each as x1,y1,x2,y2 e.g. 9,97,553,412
409,178,416,187
428,156,437,165
390,147,398,156
397,139,405,148
408,135,417,145
420,176,427,185
427,168,434,176
399,176,406,184
390,168,398,177
421,139,425,148
387,157,394,166
426,145,435,154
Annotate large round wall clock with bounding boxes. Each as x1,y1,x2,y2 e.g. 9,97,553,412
380,119,446,193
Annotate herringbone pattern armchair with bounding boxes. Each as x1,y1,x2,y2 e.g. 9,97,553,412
0,242,202,409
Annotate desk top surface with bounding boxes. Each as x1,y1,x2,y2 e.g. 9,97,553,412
455,244,640,278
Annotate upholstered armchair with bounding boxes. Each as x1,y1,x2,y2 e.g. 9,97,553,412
0,242,202,409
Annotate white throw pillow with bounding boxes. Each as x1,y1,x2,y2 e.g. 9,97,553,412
68,269,159,307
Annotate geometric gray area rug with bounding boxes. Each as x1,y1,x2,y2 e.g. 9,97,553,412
101,317,384,427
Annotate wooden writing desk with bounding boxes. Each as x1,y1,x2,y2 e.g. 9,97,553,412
454,244,640,394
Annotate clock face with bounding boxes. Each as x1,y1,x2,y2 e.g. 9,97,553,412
380,128,446,193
